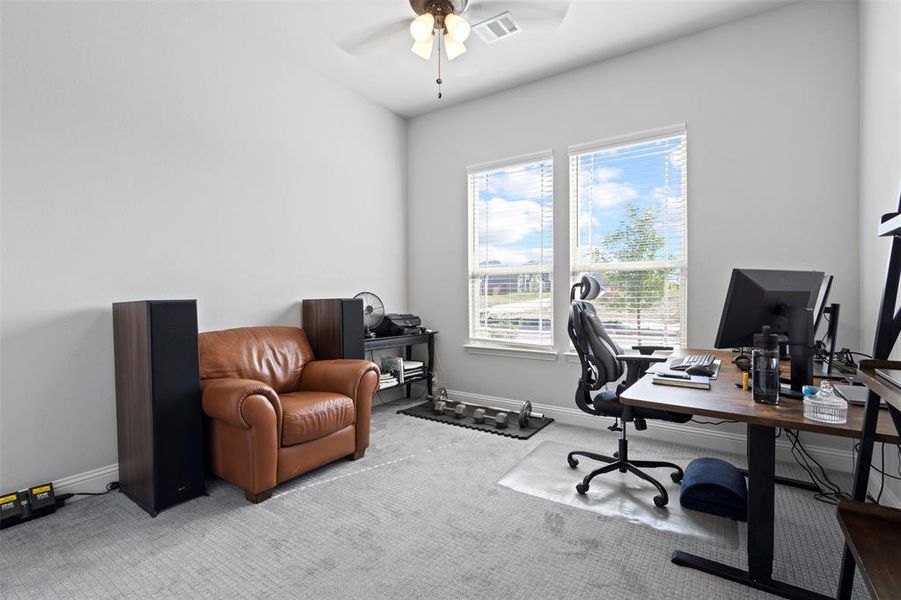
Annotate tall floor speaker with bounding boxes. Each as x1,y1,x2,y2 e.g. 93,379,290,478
112,299,205,516
302,298,364,359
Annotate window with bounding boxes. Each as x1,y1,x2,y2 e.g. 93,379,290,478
468,152,554,347
569,126,687,347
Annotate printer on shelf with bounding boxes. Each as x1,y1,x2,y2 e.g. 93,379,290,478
373,313,423,337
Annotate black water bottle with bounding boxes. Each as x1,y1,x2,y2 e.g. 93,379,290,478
752,326,781,405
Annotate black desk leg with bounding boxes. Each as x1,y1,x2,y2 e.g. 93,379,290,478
405,345,412,399
426,333,435,398
836,388,881,600
671,423,831,600
747,424,776,580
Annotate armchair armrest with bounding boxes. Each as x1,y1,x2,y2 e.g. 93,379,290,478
202,378,281,430
300,360,379,456
631,345,673,355
298,360,380,404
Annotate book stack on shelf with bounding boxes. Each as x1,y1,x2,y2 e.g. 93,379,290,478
378,357,404,390
379,370,398,390
403,360,424,381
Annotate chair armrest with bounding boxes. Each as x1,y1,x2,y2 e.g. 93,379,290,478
616,354,668,364
202,378,281,430
631,345,673,355
616,354,668,388
298,360,380,405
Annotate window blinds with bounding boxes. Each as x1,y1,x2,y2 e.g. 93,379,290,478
468,153,554,347
570,128,687,347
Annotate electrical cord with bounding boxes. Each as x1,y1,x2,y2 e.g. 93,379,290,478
55,481,120,504
72,481,120,496
784,430,851,505
852,440,901,506
691,418,738,425
693,413,857,505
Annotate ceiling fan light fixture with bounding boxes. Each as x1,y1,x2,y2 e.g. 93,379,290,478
411,34,434,60
444,12,471,43
409,12,435,42
443,32,466,60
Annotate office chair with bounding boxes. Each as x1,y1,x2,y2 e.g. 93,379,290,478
567,275,691,507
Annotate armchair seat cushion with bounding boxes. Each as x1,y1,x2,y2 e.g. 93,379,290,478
280,391,355,447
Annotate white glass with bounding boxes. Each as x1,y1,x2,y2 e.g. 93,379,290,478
444,13,471,43
444,33,467,60
411,35,434,60
410,13,435,42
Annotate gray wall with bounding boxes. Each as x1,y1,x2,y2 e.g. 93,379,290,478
0,3,407,491
407,2,860,444
858,0,901,503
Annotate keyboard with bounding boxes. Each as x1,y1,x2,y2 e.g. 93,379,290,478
671,354,715,371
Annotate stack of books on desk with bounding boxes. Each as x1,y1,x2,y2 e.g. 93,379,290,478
378,371,398,390
403,360,424,380
651,372,711,390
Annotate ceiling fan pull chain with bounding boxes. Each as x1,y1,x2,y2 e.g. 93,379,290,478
436,28,443,99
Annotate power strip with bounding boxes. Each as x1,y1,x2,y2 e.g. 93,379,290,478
1,482,61,529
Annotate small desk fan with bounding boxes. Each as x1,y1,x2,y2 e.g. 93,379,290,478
354,292,385,338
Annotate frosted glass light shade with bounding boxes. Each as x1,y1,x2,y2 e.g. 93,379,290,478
409,13,435,42
444,32,466,60
411,34,434,60
444,13,471,43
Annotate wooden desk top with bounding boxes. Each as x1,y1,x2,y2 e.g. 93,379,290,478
856,360,901,413
836,500,901,600
620,349,900,444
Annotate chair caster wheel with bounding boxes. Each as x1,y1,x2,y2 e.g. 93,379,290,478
671,471,683,483
567,457,579,469
613,451,619,459
576,483,589,495
653,495,668,508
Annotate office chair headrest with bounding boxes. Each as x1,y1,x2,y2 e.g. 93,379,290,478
578,275,602,301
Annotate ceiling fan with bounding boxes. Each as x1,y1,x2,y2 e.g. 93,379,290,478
339,0,571,98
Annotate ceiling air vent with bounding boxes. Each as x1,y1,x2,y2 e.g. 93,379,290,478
472,11,522,44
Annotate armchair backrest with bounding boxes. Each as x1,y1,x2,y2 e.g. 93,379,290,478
198,326,314,393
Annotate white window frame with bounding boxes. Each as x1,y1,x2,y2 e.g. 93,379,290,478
467,150,555,350
568,124,688,347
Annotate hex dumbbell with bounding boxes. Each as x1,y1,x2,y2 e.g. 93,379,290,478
433,400,467,419
472,408,509,429
470,400,543,428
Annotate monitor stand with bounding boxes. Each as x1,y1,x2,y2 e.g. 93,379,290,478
780,305,814,400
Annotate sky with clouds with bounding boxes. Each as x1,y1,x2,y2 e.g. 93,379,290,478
472,134,686,269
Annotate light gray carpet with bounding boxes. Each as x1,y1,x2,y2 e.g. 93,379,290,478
0,402,868,599
498,441,741,549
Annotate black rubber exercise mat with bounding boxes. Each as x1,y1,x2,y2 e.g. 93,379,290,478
398,401,554,439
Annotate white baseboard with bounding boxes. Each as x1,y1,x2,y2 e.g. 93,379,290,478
53,463,119,502
447,388,858,476
44,395,901,510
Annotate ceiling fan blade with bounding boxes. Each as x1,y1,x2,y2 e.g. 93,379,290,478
338,19,410,56
467,0,571,28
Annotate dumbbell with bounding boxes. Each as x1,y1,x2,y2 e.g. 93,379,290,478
472,408,509,429
433,400,467,419
472,401,543,428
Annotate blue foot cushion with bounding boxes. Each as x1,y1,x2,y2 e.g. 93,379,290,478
680,457,748,521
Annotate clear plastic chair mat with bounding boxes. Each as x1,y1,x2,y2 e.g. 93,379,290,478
497,441,740,549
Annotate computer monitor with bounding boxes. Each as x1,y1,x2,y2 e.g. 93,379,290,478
715,269,825,397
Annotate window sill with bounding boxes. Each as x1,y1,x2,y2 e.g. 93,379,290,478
463,344,559,361
562,351,581,363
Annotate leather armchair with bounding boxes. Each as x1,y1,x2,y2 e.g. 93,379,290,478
198,326,378,503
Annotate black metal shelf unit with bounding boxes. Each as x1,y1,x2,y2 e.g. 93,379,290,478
365,331,437,398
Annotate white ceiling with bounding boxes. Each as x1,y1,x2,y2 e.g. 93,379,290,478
229,0,795,118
